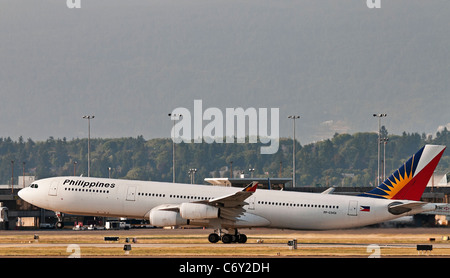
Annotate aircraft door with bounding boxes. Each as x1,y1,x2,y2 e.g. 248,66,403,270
248,197,255,210
126,186,136,201
48,181,59,196
348,200,358,216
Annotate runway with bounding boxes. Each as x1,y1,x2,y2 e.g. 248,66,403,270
1,227,450,258
3,241,450,249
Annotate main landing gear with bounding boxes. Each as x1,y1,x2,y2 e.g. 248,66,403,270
208,229,247,244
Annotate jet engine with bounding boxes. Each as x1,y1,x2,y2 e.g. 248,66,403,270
180,203,220,219
149,209,188,227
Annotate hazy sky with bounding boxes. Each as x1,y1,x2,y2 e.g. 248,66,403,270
1,0,449,144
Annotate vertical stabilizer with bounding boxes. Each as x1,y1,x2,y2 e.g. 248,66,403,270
360,145,446,201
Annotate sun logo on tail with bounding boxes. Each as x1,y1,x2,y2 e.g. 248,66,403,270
360,147,422,199
360,145,446,201
377,156,416,199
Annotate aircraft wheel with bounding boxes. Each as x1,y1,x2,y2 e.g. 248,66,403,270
221,234,233,244
56,222,64,229
238,234,247,243
208,233,220,243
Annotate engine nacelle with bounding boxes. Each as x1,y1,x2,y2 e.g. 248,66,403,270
149,209,188,227
180,203,220,219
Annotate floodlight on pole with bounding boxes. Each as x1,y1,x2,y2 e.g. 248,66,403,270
83,115,94,177
168,113,182,183
381,137,389,181
288,115,300,187
248,168,255,178
188,168,197,184
373,113,387,185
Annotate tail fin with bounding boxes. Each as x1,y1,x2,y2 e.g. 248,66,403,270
360,145,446,201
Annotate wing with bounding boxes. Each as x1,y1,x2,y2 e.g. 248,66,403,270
203,181,258,207
196,181,259,221
148,182,260,224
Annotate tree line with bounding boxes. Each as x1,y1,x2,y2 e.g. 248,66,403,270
1,128,449,188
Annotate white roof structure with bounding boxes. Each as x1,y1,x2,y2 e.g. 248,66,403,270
427,173,449,187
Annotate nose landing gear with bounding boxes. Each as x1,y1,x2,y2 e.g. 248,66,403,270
55,211,64,229
208,229,247,244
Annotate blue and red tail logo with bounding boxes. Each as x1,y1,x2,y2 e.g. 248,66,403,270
360,145,446,201
244,182,258,192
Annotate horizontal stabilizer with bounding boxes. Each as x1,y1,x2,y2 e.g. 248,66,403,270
388,202,426,215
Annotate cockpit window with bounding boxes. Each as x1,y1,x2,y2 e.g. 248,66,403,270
30,184,38,188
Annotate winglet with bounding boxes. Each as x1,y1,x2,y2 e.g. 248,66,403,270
321,187,335,194
243,181,258,192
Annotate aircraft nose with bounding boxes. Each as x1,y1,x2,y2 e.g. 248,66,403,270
18,188,31,203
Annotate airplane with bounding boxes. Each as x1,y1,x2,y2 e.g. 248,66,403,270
18,144,445,244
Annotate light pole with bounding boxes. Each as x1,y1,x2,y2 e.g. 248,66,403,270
188,168,197,184
11,160,14,194
168,113,182,183
22,162,26,188
381,137,389,181
288,115,300,187
73,161,77,176
229,161,233,178
248,168,255,178
373,113,387,185
83,115,94,177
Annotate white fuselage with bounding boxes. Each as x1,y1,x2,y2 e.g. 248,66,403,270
18,176,430,230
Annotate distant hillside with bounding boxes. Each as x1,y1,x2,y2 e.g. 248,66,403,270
1,128,449,187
